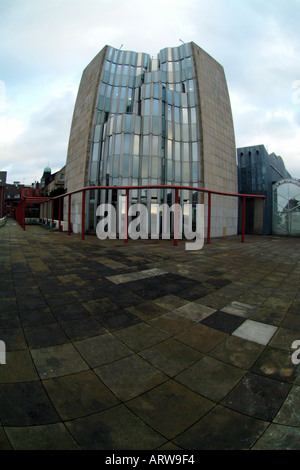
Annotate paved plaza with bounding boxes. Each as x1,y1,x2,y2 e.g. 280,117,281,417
0,219,300,450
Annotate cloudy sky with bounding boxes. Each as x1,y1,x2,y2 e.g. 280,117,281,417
0,0,300,185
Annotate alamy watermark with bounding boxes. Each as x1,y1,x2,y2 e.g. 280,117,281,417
292,340,300,365
95,196,204,251
0,341,6,365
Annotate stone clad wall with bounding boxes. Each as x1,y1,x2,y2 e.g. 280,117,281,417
192,43,238,237
64,46,107,233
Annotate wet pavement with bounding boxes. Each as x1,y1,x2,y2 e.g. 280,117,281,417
0,218,300,450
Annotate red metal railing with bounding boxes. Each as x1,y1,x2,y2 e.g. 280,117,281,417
15,185,266,245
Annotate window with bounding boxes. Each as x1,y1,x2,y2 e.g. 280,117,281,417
273,180,300,235
144,99,151,115
182,108,188,124
114,134,121,154
133,135,140,155
152,136,159,156
132,156,139,178
153,99,159,115
123,134,131,155
142,136,150,156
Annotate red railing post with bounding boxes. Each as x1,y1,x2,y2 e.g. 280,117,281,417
174,187,179,247
58,197,62,232
68,194,71,236
51,199,54,227
22,199,26,230
81,190,86,241
241,196,246,243
207,192,211,245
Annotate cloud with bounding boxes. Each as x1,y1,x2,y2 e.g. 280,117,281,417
0,87,76,184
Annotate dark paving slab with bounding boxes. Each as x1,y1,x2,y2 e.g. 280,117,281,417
0,219,300,449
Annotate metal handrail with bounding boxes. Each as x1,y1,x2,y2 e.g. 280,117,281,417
16,185,266,245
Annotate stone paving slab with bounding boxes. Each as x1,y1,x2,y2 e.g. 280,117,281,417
0,219,300,449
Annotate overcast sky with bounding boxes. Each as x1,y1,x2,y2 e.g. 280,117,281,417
0,0,300,185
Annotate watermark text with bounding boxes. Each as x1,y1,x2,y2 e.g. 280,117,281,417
96,196,204,251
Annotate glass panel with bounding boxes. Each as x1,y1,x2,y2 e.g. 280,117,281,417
192,142,198,161
144,99,151,115
151,157,159,178
174,93,180,107
167,161,173,180
153,99,159,115
122,155,130,177
125,51,131,65
273,182,300,235
114,134,121,154
131,52,137,66
174,123,181,141
182,108,188,124
123,134,131,155
116,115,122,133
182,143,189,161
182,163,190,182
107,47,113,61
167,105,172,120
174,107,180,123
112,155,119,177
153,83,160,99
152,136,159,156
190,107,197,124
191,124,197,141
125,115,132,133
181,93,188,107
152,116,160,135
90,162,97,182
175,162,181,182
181,124,189,142
143,116,150,134
94,125,101,142
174,142,180,161
189,92,195,106
167,140,172,159
192,162,198,182
167,121,173,139
92,143,99,161
137,52,143,66
134,116,141,133
133,135,140,155
132,156,139,178
141,157,149,178
143,136,150,156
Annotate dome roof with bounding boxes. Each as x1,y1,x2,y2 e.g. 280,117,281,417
43,166,51,173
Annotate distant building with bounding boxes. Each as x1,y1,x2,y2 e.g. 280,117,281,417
0,171,7,218
40,166,65,196
5,182,22,217
237,145,292,235
40,166,52,190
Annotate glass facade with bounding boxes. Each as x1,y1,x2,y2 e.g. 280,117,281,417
87,43,201,229
273,179,300,236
